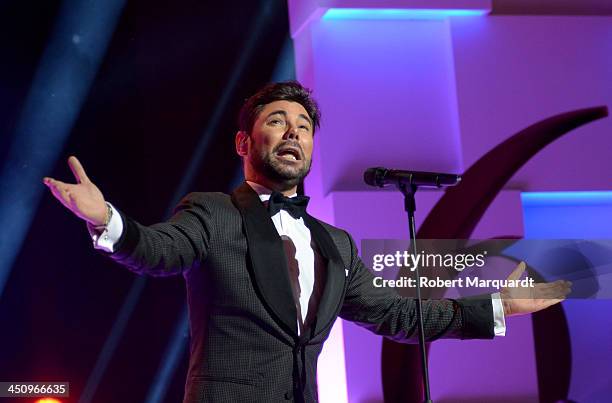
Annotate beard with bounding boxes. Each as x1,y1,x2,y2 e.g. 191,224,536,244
249,142,312,190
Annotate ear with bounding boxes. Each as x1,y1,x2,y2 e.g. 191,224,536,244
235,131,249,157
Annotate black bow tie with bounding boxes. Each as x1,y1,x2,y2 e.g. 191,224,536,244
267,191,310,219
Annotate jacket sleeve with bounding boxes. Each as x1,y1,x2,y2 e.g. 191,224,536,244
338,232,494,342
106,192,214,277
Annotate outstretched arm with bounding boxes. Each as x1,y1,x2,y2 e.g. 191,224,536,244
44,156,212,276
338,233,571,342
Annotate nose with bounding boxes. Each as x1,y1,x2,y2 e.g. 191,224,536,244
284,124,299,140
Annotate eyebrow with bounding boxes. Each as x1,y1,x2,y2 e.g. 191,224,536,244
265,110,313,127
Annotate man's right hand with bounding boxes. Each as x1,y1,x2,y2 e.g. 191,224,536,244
44,156,108,226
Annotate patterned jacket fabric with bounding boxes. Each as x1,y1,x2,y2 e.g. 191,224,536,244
108,183,494,403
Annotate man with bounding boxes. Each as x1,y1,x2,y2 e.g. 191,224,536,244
44,81,570,402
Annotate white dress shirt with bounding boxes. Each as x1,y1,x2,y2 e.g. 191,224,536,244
247,181,324,333
89,182,506,336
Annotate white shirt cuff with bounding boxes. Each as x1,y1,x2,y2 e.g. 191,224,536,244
491,292,507,336
87,203,124,253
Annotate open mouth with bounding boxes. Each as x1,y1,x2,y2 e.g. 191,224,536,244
276,147,302,161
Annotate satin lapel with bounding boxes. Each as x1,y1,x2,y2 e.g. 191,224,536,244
231,183,298,337
302,214,346,338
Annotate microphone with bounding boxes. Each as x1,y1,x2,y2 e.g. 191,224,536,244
364,167,461,188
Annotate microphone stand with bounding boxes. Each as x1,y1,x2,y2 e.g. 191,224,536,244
364,167,460,402
397,180,432,403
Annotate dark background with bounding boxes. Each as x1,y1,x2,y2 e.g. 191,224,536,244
0,1,290,401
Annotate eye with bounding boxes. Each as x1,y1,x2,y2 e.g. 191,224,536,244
268,118,285,125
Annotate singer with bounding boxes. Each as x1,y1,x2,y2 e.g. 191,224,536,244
43,81,571,403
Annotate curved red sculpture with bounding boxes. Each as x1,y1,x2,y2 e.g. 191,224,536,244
381,106,609,403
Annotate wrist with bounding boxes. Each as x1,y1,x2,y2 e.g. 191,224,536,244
93,203,112,230
501,295,512,317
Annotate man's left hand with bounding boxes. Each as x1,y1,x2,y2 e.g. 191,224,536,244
500,261,572,317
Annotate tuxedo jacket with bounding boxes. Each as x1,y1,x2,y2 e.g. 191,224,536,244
109,183,494,403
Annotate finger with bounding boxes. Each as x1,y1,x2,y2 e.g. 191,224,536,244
44,178,71,204
507,261,526,281
533,280,565,290
535,298,565,312
534,280,571,294
43,177,69,190
536,289,567,299
535,284,571,299
532,281,565,290
545,279,572,288
68,155,90,184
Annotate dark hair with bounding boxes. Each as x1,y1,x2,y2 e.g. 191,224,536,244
238,81,321,135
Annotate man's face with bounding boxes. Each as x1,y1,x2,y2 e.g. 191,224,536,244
241,100,314,189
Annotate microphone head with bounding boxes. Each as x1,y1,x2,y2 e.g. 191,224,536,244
364,167,388,187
